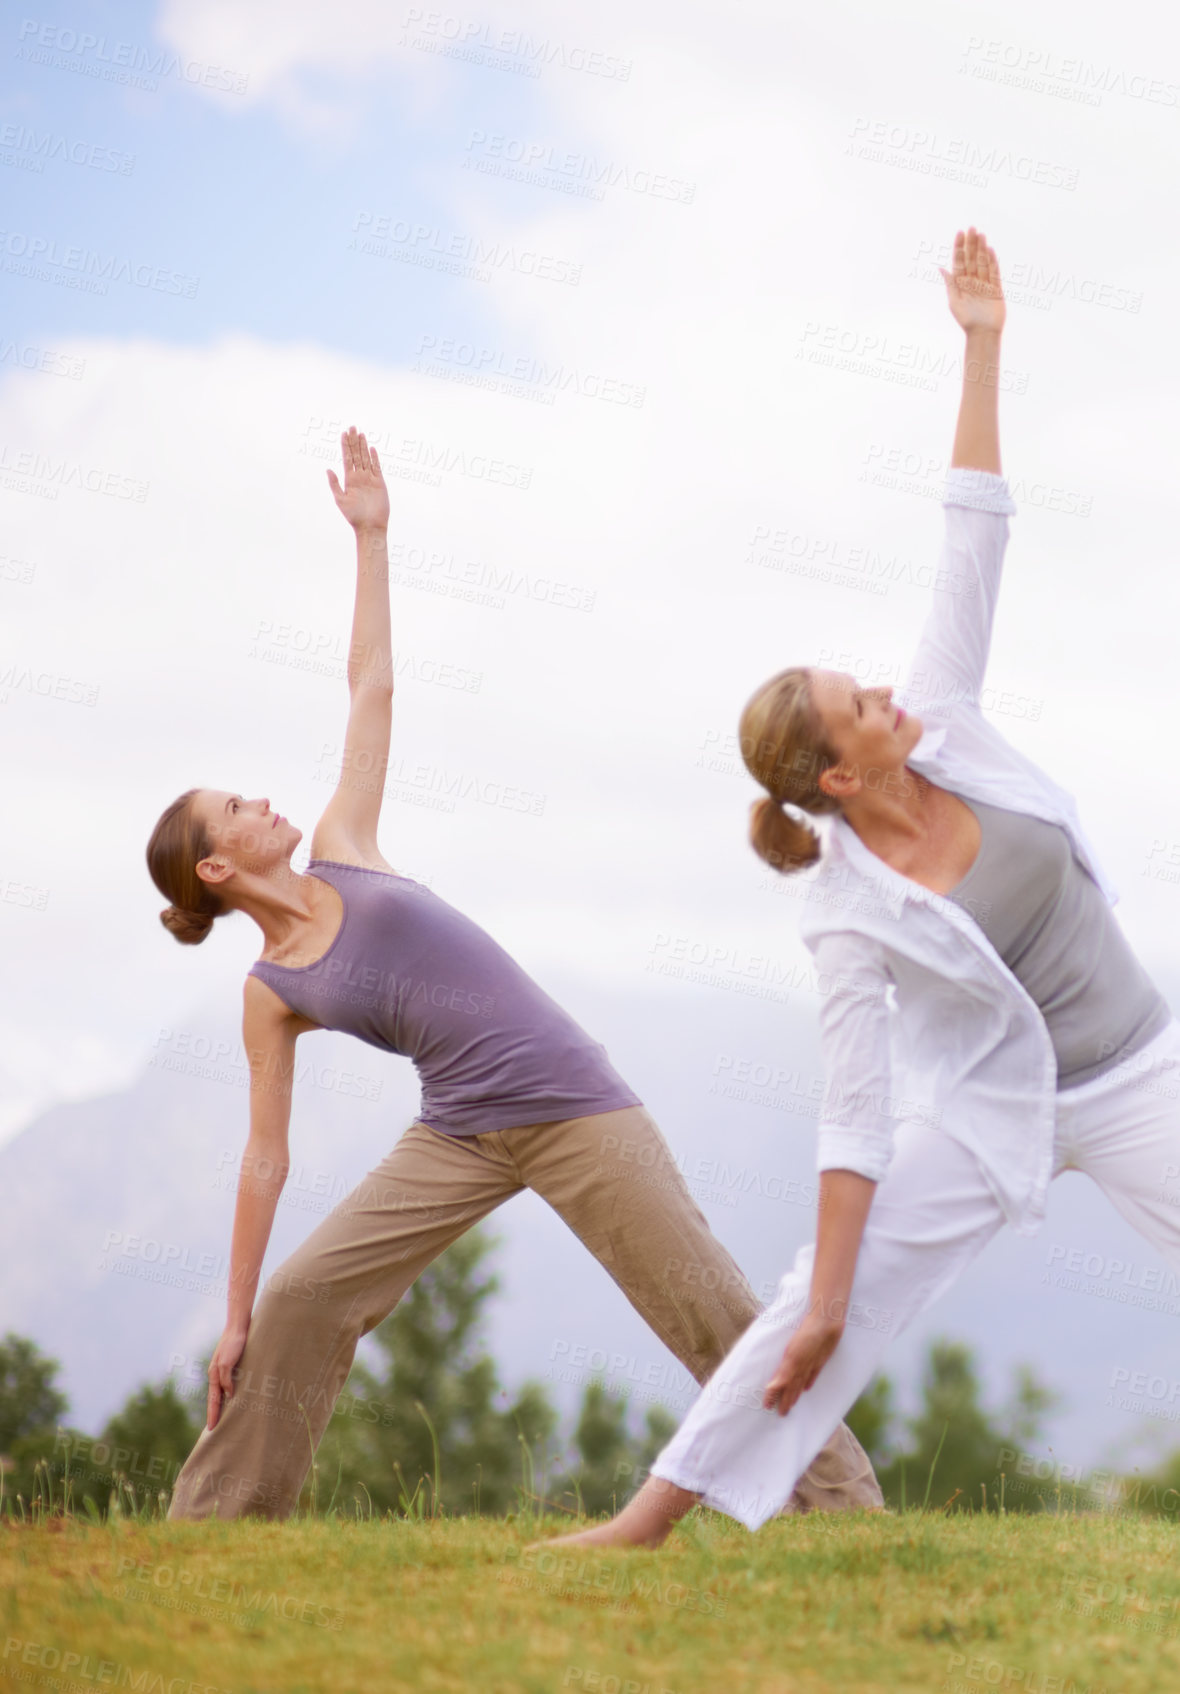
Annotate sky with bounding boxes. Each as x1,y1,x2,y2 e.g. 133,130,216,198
5,0,1180,1458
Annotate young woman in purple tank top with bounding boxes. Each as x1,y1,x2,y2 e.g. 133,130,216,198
145,426,880,1523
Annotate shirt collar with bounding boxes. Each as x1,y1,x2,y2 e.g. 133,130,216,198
904,714,950,767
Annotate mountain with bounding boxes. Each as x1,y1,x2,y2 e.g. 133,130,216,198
2,975,1178,1482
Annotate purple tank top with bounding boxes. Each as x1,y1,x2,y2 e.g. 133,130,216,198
247,860,640,1136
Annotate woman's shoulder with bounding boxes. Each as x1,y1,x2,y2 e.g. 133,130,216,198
795,835,909,944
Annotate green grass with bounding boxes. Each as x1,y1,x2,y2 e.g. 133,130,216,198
3,1509,1179,1694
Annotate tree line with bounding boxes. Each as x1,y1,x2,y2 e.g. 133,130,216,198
3,1227,1176,1522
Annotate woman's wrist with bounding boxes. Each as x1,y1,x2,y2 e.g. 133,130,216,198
962,325,1002,390
805,1293,849,1334
963,325,1002,356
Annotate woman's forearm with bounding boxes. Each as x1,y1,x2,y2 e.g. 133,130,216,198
225,1150,288,1330
806,1168,877,1327
762,1166,879,1414
348,523,393,692
950,326,1003,475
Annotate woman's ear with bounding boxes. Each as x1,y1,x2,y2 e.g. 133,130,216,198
195,855,234,889
818,762,856,802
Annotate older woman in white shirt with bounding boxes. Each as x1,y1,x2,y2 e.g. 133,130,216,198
542,225,1180,1548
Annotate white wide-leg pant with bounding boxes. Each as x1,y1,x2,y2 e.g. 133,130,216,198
651,1016,1180,1530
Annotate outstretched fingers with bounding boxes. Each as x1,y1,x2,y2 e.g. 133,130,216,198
951,226,1001,293
339,425,375,479
954,226,979,277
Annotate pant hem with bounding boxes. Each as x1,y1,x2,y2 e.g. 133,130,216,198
647,1463,772,1532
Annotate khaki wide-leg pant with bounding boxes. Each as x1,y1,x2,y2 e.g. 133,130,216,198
168,1103,881,1519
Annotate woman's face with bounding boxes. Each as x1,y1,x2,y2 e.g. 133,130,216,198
192,790,301,875
807,669,924,799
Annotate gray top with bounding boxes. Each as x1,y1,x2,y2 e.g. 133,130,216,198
248,860,640,1136
944,793,1171,1087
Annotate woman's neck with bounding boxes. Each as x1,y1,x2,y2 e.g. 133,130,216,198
843,765,939,854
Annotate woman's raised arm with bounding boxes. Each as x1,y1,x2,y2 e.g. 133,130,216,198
315,426,394,858
940,226,1005,475
892,228,1015,714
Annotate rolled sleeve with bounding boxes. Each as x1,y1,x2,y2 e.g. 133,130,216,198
943,465,1018,515
811,930,897,1184
814,1126,894,1184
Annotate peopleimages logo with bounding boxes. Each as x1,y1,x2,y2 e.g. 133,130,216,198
0,442,148,502
413,333,646,408
2,1637,235,1692
845,116,1078,191
463,129,696,203
15,18,250,93
0,338,84,378
0,123,135,173
0,228,198,295
349,212,582,286
398,10,633,82
959,34,1180,107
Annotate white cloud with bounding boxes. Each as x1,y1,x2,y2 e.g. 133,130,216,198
8,0,1180,1145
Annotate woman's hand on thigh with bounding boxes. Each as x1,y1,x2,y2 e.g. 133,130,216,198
207,1321,250,1430
763,1313,844,1416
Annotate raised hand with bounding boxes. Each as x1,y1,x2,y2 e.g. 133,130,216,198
939,227,1006,335
326,425,390,532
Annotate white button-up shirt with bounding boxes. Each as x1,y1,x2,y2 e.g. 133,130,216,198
795,466,1119,1236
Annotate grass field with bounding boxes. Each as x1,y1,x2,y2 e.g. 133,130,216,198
3,1508,1178,1694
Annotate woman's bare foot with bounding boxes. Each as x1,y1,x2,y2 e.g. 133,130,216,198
527,1478,700,1552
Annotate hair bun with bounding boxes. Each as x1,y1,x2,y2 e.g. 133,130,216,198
160,904,214,946
748,794,821,876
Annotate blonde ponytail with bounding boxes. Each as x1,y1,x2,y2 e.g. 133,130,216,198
748,795,823,874
739,667,840,877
